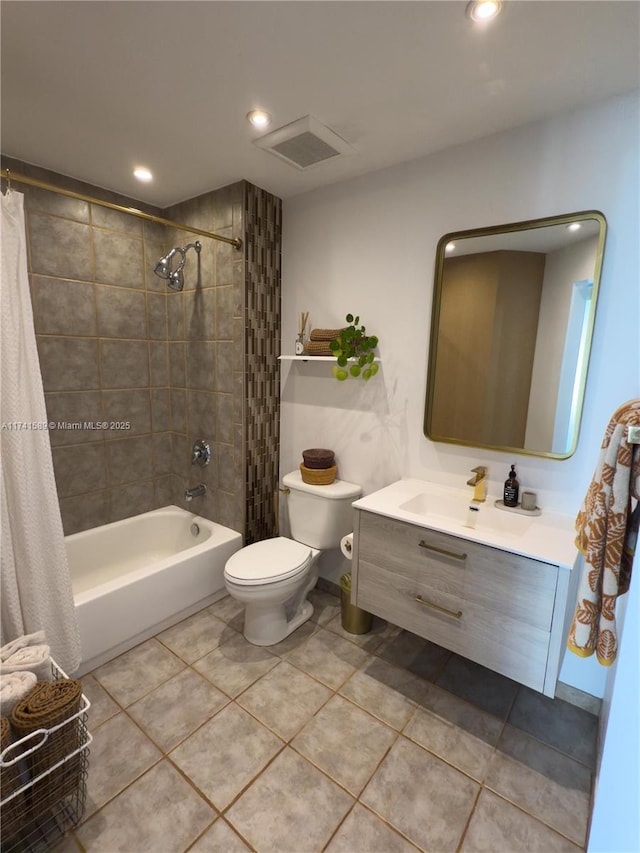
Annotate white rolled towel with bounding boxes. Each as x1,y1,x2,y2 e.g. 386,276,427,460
0,671,38,716
0,645,52,681
0,631,47,661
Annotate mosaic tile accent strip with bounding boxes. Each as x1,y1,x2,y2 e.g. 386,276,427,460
243,183,282,544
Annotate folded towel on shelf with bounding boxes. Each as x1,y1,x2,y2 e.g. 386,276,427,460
0,645,52,682
0,671,38,716
567,398,640,665
303,340,336,356
309,328,344,342
0,631,47,661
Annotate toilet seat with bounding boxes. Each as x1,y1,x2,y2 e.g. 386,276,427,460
224,537,312,586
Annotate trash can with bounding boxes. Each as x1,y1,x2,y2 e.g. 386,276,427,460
339,573,372,634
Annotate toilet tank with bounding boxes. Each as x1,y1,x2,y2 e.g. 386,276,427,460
282,470,362,550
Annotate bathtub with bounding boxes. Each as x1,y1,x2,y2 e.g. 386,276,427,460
67,506,242,675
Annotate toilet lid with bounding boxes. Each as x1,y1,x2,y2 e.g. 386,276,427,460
224,537,312,586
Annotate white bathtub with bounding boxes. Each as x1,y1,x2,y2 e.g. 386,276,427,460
67,506,242,675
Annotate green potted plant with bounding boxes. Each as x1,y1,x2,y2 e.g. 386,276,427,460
329,314,380,380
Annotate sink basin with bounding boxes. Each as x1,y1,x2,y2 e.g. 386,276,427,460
399,487,533,538
399,490,467,521
352,478,577,568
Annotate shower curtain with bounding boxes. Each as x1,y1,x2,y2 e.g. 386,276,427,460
0,189,80,673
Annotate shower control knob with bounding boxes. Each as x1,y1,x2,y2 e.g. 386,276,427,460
191,439,212,467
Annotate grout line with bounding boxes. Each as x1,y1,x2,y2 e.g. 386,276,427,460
455,784,483,853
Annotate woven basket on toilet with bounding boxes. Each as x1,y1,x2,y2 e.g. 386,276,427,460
300,449,336,485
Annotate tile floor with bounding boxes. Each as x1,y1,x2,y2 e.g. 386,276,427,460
60,586,598,852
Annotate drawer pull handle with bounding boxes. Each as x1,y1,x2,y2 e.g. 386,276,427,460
415,596,463,620
418,540,467,561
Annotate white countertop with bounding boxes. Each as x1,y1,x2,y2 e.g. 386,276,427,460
352,478,578,570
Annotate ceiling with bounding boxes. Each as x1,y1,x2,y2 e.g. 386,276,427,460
1,1,638,208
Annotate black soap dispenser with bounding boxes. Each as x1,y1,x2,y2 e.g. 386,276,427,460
503,464,519,507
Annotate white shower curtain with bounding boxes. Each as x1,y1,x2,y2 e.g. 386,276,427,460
0,189,81,673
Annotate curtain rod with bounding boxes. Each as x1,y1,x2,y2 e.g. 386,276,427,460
2,169,242,250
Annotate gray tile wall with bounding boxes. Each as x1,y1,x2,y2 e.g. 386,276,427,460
163,184,246,534
5,162,171,534
3,158,281,542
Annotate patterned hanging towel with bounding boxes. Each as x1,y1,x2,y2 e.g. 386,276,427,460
567,399,640,665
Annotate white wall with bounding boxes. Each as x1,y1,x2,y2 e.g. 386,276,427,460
280,91,639,698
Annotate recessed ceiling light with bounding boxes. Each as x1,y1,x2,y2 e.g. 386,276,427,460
247,110,272,129
466,1,503,23
133,167,153,182
446,242,456,253
567,222,581,232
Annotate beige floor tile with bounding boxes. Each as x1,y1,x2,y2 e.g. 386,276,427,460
92,638,185,706
226,747,354,852
190,817,252,852
207,593,244,626
77,760,215,852
267,618,321,657
404,687,503,781
308,587,342,626
127,668,229,751
460,789,582,852
338,657,422,730
377,629,450,681
508,686,598,768
484,725,591,846
237,660,332,740
193,631,279,698
80,674,119,727
285,627,370,689
324,612,398,653
156,608,239,663
82,711,161,819
292,694,397,795
325,803,420,852
361,736,479,852
169,703,283,810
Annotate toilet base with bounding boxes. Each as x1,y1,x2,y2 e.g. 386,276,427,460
243,599,314,646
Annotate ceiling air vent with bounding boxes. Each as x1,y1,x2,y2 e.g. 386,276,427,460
253,115,355,170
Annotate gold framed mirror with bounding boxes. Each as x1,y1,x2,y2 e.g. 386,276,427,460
424,211,607,459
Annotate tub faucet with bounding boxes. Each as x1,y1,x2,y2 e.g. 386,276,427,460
185,484,207,501
466,466,487,502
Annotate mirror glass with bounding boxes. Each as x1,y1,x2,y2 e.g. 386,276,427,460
424,211,607,459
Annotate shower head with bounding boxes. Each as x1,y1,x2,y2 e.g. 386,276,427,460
168,268,184,291
153,241,201,291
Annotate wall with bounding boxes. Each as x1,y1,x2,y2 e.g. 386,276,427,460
165,183,282,543
280,91,639,698
1,158,174,533
162,183,247,533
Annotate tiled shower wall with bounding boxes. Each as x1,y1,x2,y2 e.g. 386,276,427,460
165,182,282,543
2,158,282,541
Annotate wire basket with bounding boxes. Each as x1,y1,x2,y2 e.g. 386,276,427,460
0,660,91,853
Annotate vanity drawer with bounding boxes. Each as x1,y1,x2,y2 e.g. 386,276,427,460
356,560,549,692
356,511,558,631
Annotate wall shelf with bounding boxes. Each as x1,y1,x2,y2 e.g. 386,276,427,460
279,355,335,362
279,355,380,363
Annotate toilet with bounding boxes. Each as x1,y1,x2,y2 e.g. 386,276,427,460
223,470,361,646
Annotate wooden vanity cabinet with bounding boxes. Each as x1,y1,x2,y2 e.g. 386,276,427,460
352,509,571,696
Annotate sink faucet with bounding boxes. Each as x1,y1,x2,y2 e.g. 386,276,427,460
466,466,487,502
185,484,207,501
